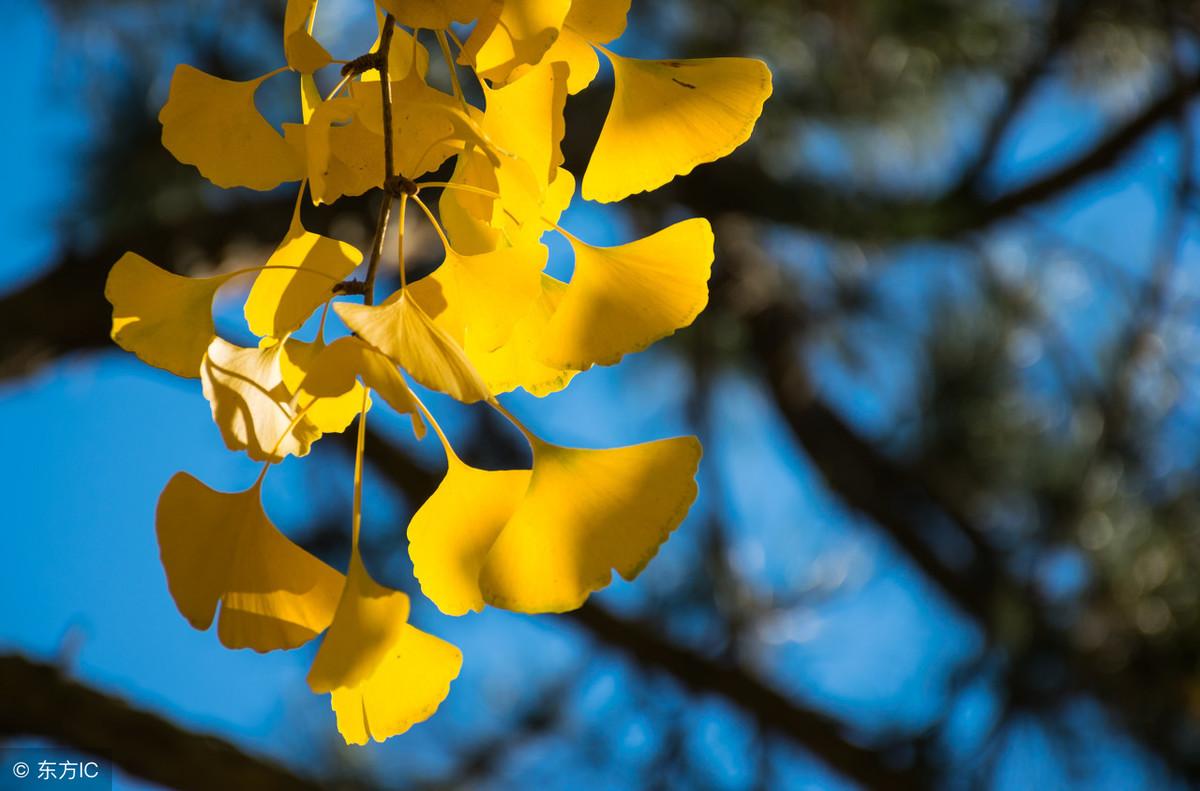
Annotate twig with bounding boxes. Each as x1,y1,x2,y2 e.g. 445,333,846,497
363,13,398,307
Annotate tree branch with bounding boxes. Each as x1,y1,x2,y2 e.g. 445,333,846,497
667,71,1200,241
0,654,335,791
565,604,926,790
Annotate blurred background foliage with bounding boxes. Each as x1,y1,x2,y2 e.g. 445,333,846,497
5,0,1200,788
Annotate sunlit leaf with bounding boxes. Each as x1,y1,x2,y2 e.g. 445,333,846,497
409,457,529,616
276,336,370,435
156,472,343,652
467,273,578,396
160,64,303,191
309,553,410,693
410,433,702,614
244,210,362,338
336,293,491,404
284,0,332,73
296,336,426,438
459,0,571,85
330,622,462,744
513,0,630,93
479,436,702,613
582,54,772,202
106,252,233,379
375,0,489,30
540,218,714,369
200,337,322,462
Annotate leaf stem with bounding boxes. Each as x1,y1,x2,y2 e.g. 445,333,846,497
351,387,370,552
397,193,409,289
411,193,454,256
436,30,467,108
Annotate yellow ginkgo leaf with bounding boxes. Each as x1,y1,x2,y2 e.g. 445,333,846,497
467,273,578,397
495,162,574,249
275,337,370,435
303,97,364,205
439,144,573,255
540,218,713,370
514,25,595,94
426,243,549,351
459,0,571,85
376,0,489,30
409,456,530,615
335,294,490,404
284,113,386,206
296,336,426,438
106,252,234,379
200,337,322,462
330,623,462,745
563,0,630,43
510,0,630,93
244,211,362,338
582,53,772,203
284,0,332,73
156,472,343,652
481,59,568,189
439,149,503,255
308,553,411,693
479,435,702,613
160,64,303,191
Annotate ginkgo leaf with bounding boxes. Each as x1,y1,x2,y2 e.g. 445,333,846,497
563,0,630,42
375,0,488,30
411,267,577,397
156,472,343,652
276,337,370,435
467,273,578,396
423,243,549,351
200,337,322,462
336,294,490,404
244,210,361,338
459,0,571,85
284,0,332,73
409,457,530,615
284,112,385,205
303,97,363,205
582,54,772,203
514,25,596,94
479,435,702,613
106,252,233,379
439,149,503,254
511,0,630,93
480,59,567,189
308,553,411,693
409,432,702,615
160,64,303,191
296,336,426,438
330,623,462,745
540,218,714,370
440,150,572,255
